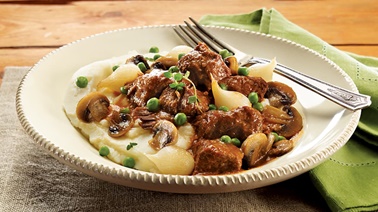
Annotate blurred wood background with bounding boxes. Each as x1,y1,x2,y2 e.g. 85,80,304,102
0,0,377,84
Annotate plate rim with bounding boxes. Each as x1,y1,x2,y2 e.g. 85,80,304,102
15,24,361,193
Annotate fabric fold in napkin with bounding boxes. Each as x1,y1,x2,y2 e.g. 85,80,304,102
200,8,378,212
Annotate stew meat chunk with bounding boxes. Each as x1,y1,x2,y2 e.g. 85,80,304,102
191,139,243,175
125,69,173,107
159,84,210,117
192,106,263,141
178,42,232,91
218,75,268,101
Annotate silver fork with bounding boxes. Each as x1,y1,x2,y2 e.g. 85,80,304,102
173,17,371,111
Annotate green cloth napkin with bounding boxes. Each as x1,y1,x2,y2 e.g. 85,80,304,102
200,8,378,212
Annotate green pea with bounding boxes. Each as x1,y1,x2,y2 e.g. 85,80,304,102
174,113,187,126
137,62,147,73
248,92,259,104
218,106,229,112
120,86,127,94
122,157,136,168
220,83,228,90
208,104,217,110
219,49,233,59
220,135,232,143
253,102,264,112
219,49,228,58
120,107,130,114
99,146,110,156
271,132,286,142
231,138,241,147
169,66,179,73
271,132,279,141
178,53,185,60
76,76,88,88
112,65,119,72
153,54,161,60
147,97,159,112
238,67,249,76
149,46,159,53
145,57,154,61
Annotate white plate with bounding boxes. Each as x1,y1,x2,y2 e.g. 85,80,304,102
16,25,360,193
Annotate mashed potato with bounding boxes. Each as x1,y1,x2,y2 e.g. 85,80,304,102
63,46,196,175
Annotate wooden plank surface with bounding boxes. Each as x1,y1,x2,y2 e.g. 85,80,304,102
1,0,378,47
0,0,377,85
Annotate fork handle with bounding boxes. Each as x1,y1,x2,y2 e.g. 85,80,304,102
249,58,371,111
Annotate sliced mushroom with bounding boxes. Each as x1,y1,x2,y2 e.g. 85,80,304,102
108,110,134,138
265,81,297,107
155,56,178,69
241,133,274,168
262,105,303,138
76,92,110,123
267,139,294,157
132,107,174,130
278,106,303,138
263,105,292,125
127,55,150,70
149,120,178,150
151,61,166,70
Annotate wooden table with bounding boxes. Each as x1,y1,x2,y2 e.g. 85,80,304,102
0,0,377,85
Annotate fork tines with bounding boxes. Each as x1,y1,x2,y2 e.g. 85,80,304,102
174,17,236,55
